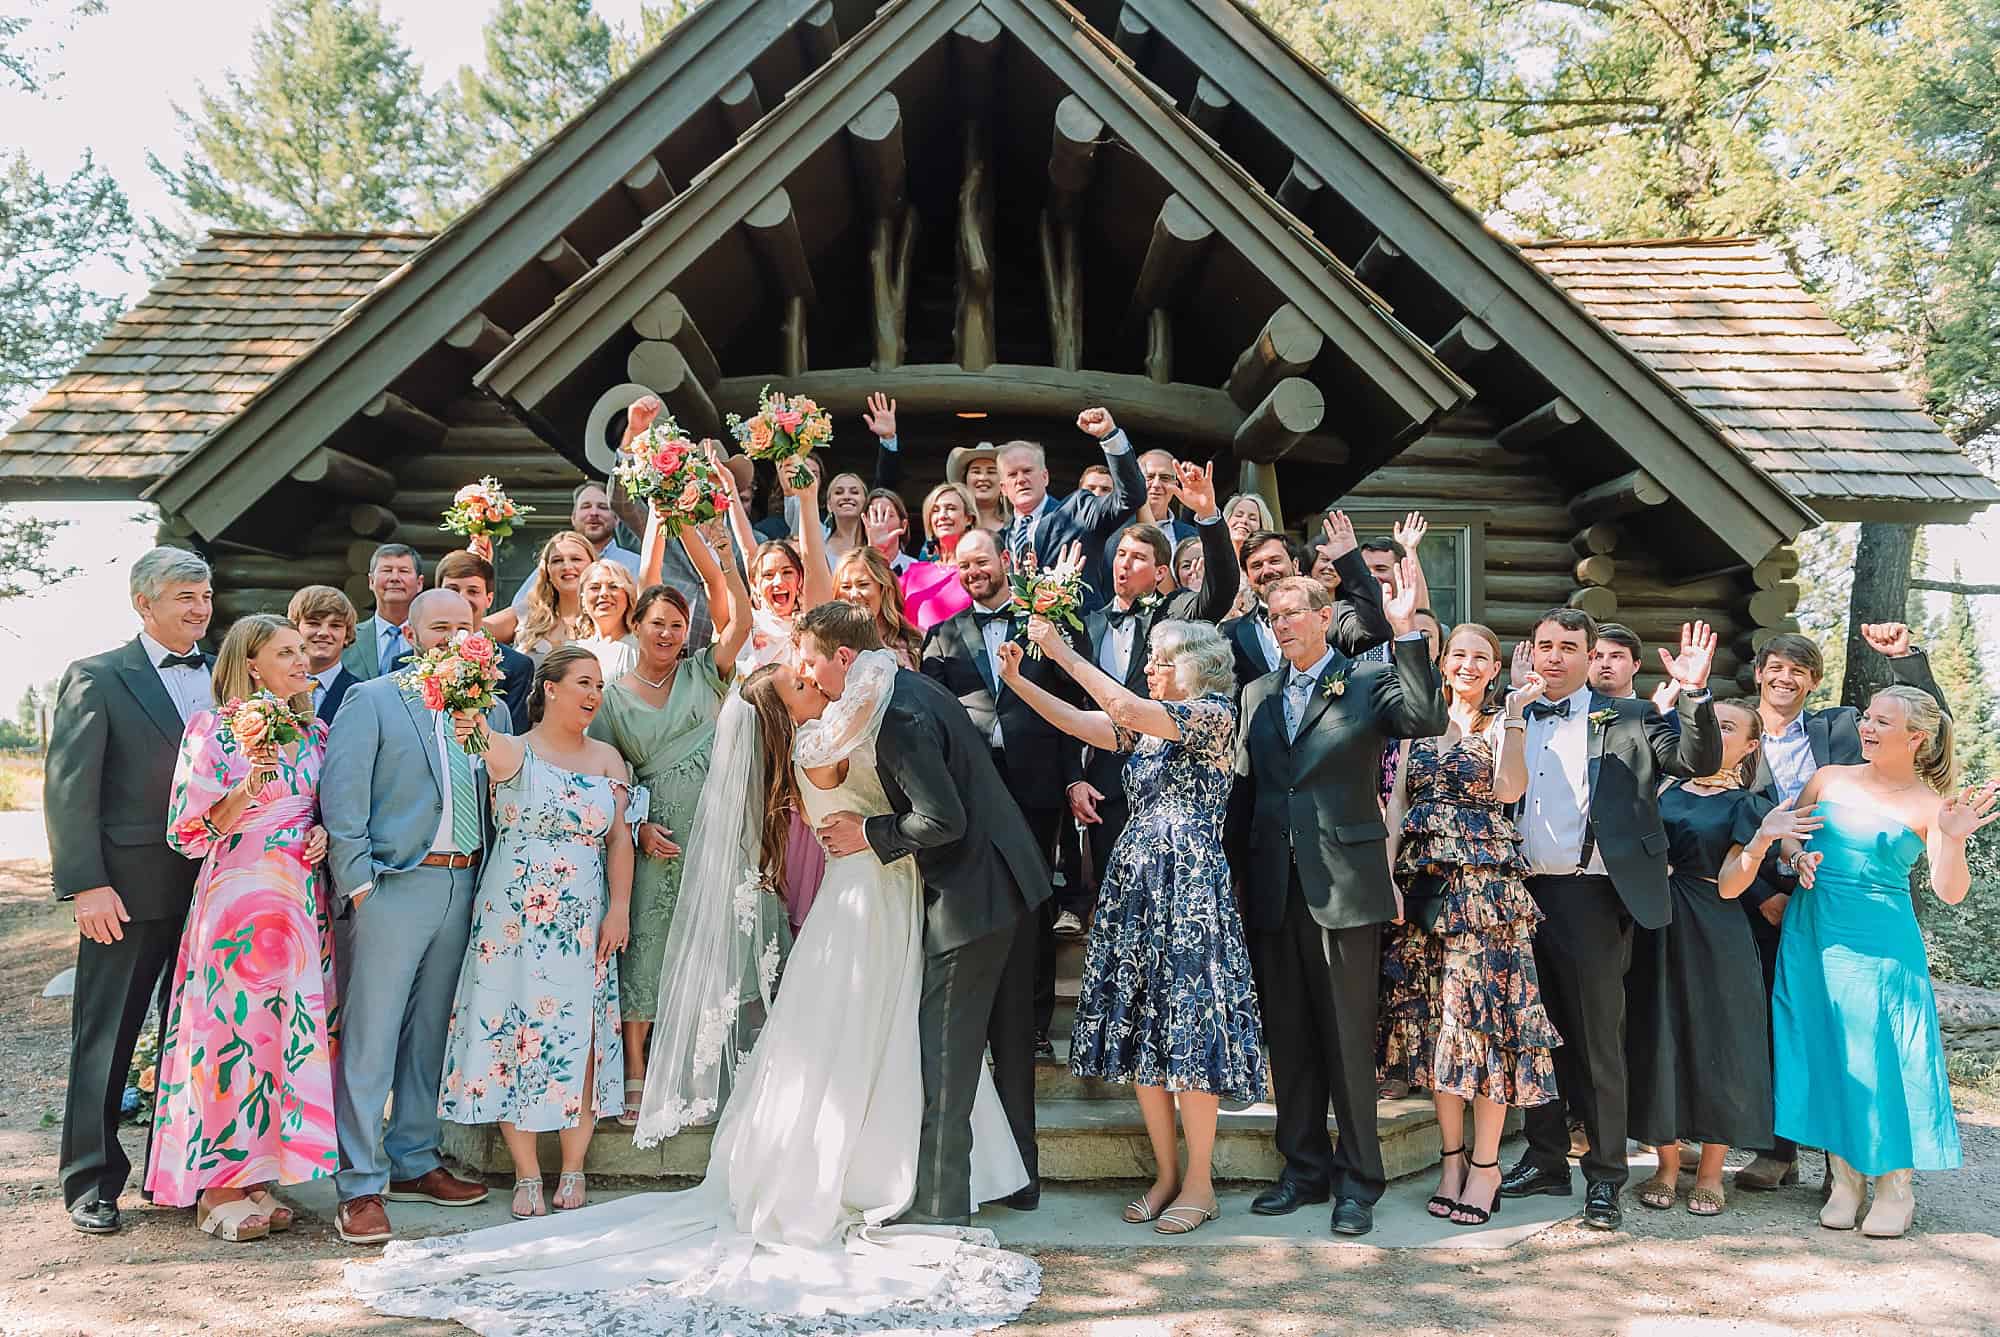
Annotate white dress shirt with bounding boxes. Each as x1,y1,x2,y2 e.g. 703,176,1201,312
140,631,215,721
369,615,411,673
1520,685,1607,877
1251,609,1282,674
1098,602,1140,680
975,602,1010,748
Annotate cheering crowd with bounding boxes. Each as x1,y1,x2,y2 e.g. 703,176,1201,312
44,390,1996,1265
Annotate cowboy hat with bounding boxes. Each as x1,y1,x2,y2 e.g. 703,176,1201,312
945,443,1000,485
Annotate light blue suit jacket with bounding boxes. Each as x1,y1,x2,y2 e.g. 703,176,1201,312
320,672,513,905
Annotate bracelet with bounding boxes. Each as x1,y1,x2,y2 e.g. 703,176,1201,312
1501,717,1527,730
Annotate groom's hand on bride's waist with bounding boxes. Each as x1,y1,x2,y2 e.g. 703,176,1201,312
817,811,870,857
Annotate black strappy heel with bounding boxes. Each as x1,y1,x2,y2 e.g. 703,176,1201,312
1452,1156,1504,1226
1428,1146,1467,1218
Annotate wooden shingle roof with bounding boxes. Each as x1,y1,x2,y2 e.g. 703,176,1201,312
0,231,429,490
1520,237,1999,516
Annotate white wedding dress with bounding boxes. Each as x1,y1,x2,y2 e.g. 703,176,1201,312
346,651,1037,1337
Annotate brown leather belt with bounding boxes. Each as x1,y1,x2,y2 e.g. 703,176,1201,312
420,852,480,869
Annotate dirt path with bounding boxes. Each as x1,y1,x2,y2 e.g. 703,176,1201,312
3,857,1997,1336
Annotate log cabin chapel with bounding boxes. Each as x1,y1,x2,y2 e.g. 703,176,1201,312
6,0,1995,698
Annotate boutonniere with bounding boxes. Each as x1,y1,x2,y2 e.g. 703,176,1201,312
1588,707,1619,730
1134,592,1164,613
1323,667,1349,700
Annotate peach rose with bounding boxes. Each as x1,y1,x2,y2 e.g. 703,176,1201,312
1032,587,1061,613
747,417,774,454
233,706,272,748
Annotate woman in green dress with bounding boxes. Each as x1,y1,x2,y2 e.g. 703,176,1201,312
589,515,753,1121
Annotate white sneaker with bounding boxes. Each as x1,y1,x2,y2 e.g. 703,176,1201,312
1052,910,1085,938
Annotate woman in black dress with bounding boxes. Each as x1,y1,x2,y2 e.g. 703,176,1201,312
1627,698,1812,1216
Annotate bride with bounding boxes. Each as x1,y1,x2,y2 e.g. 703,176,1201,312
346,648,1038,1336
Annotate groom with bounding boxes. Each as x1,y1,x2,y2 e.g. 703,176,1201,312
796,602,1053,1224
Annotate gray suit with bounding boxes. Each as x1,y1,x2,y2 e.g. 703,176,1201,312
320,674,511,1201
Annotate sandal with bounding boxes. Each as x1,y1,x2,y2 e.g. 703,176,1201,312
197,1196,271,1243
1428,1146,1467,1219
1450,1157,1504,1227
1153,1203,1219,1236
553,1171,587,1211
511,1178,547,1220
619,1080,644,1127
247,1189,293,1232
1687,1185,1726,1217
1636,1173,1679,1211
1123,1184,1176,1224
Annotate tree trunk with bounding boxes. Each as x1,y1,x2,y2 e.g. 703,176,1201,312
1841,522,1918,709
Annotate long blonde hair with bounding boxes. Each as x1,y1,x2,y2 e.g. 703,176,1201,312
212,614,313,719
519,530,594,650
1874,685,1957,794
833,546,920,666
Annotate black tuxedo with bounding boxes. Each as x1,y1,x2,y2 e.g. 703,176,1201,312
1220,550,1391,689
865,670,1052,1221
314,666,360,724
1070,516,1240,915
998,433,1145,610
1229,636,1447,1204
44,637,211,1210
1515,687,1721,1188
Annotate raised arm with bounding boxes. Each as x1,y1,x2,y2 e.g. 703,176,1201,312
1370,556,1448,739
608,394,666,537
1865,622,1951,718
1321,512,1391,656
1653,621,1723,777
862,391,902,492
996,638,1121,751
1071,407,1144,540
685,525,752,674
1021,613,1180,746
1930,781,1999,904
790,473,835,607
1720,795,1822,900
1491,672,1547,804
1178,461,1239,623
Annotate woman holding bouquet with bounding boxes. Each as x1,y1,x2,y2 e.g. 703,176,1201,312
484,530,595,663
149,615,337,1242
591,512,753,1112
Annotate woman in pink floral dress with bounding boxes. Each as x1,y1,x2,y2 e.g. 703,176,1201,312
151,614,337,1242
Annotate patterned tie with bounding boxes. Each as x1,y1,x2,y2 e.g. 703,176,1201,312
382,622,408,671
1284,671,1315,741
446,723,480,853
1010,513,1034,569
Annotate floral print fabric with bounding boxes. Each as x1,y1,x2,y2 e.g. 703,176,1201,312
439,749,625,1132
1068,694,1266,1103
147,711,338,1206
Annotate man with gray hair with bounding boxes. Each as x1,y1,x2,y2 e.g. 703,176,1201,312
995,407,1145,611
46,546,215,1234
342,543,425,681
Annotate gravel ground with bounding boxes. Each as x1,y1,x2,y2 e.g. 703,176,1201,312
3,855,1997,1337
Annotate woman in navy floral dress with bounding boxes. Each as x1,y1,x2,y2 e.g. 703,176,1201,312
1000,614,1263,1238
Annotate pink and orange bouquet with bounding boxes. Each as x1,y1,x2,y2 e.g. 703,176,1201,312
401,630,503,754
439,476,532,543
219,690,315,753
726,385,830,489
1009,563,1089,660
612,420,734,538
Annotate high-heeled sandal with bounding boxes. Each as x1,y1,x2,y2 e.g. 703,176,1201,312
1428,1146,1467,1219
511,1178,547,1220
247,1189,293,1231
1153,1203,1219,1236
619,1080,644,1127
1451,1157,1504,1227
1123,1185,1176,1224
553,1171,587,1211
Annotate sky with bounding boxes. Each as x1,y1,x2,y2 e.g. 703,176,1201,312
0,0,1995,713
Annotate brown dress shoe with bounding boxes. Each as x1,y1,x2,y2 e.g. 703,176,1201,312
387,1167,490,1207
337,1195,393,1245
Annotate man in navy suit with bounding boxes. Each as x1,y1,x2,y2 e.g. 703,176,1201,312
289,585,362,723
995,407,1144,610
429,550,534,724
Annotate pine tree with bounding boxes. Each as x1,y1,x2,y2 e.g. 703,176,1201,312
1928,568,2000,782
449,0,616,184
148,0,466,231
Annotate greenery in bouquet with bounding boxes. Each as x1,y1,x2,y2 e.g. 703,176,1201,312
400,631,504,753
613,422,734,537
1009,564,1088,660
726,385,830,490
439,476,532,543
218,690,314,753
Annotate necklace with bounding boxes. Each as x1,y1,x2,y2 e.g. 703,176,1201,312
1689,771,1744,792
634,662,677,691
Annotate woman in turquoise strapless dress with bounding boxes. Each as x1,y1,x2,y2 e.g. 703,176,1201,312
1775,687,1998,1238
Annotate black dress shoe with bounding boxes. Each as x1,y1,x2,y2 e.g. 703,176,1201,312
1033,1033,1057,1062
1330,1197,1374,1237
996,1181,1040,1211
69,1199,120,1235
1499,1160,1574,1199
1250,1180,1329,1216
1582,1181,1622,1231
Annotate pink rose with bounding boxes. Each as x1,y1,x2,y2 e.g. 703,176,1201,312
773,408,803,433
420,679,447,712
523,887,559,925
453,483,484,504
458,634,496,665
677,482,702,508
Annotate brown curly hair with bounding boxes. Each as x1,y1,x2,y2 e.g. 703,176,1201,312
739,664,802,887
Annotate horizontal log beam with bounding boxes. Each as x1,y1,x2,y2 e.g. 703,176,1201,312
846,91,906,218
395,452,589,490
1569,468,1670,525
289,446,395,503
1431,316,1498,374
1190,76,1231,137
394,488,579,518
1234,376,1325,464
345,528,452,571
1484,573,1582,605
1497,396,1582,452
538,235,590,286
626,341,724,438
717,72,764,138
630,291,720,390
1130,194,1214,316
623,157,675,214
360,390,447,446
1353,233,1402,289
713,363,1349,464
744,187,816,303
211,555,350,588
1618,573,1746,607
445,312,512,364
1569,523,1621,557
213,589,305,622
1226,303,1323,411
1732,620,1801,660
1486,538,1581,572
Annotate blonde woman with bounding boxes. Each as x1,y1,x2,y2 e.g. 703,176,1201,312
574,559,640,680
1774,686,1997,1237
486,531,595,663
148,615,335,1240
833,546,921,670
902,481,977,631
1220,493,1275,558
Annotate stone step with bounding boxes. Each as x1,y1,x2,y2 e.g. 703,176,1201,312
442,1094,1468,1185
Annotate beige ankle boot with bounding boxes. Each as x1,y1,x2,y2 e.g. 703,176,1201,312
1861,1169,1914,1238
1819,1154,1866,1230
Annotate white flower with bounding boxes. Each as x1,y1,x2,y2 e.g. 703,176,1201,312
758,935,783,994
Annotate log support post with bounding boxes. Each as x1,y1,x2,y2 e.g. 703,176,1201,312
290,447,395,503
1431,315,1497,374
1039,212,1083,373
1276,159,1322,218
1569,468,1669,526
848,92,917,371
744,187,815,376
537,236,590,286
446,312,512,364
622,157,675,216
630,292,721,390
717,73,764,139
955,119,996,371
1190,76,1231,137
361,391,447,447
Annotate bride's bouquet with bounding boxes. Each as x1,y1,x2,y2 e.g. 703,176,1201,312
438,476,532,544
401,630,503,754
1009,560,1089,660
219,690,315,752
726,385,829,489
613,419,734,538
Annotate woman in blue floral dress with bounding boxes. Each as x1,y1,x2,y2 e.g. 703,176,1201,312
438,646,640,1221
1001,614,1264,1237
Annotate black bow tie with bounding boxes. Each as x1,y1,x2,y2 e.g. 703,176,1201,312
972,606,1011,629
1104,604,1142,630
1526,699,1572,720
158,652,204,670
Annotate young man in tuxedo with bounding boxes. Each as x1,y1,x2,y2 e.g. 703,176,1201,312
921,528,1089,1067
994,408,1145,610
289,584,362,724
1729,622,1945,1190
1062,461,1238,938
46,547,216,1234
1498,609,1721,1230
1221,515,1392,689
1230,567,1447,1238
